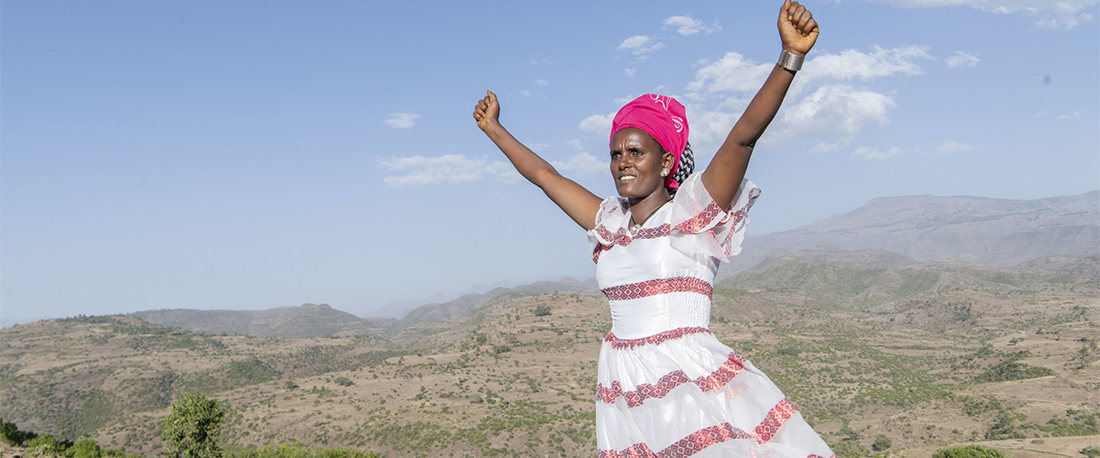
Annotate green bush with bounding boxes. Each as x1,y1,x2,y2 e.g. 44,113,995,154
533,305,551,316
832,440,869,458
871,434,892,452
160,391,226,458
69,438,103,458
0,419,38,446
932,445,1009,458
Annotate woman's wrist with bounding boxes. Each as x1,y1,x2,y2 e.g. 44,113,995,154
777,49,805,72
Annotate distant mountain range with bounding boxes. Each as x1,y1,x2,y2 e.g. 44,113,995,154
718,190,1098,278
124,190,1097,336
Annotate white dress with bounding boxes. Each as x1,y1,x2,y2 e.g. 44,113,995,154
587,173,836,458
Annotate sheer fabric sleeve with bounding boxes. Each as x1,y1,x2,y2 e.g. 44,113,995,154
669,173,761,262
587,196,630,257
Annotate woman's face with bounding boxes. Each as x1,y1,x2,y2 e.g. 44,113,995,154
610,127,673,200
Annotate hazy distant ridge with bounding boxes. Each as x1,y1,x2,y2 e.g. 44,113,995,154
723,191,1099,275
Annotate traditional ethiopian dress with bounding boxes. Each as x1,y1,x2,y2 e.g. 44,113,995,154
588,173,836,458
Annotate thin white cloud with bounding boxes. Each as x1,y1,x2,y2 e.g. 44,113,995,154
936,140,974,154
382,112,421,129
625,68,637,77
812,136,855,152
535,79,549,86
852,0,1096,29
686,52,774,94
663,16,721,35
378,155,519,186
521,90,532,97
579,113,615,134
851,146,902,160
551,152,607,176
617,35,665,55
1057,111,1086,120
946,51,980,68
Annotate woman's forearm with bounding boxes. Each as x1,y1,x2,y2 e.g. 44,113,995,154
481,119,561,188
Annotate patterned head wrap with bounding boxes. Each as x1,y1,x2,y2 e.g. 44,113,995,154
610,94,690,189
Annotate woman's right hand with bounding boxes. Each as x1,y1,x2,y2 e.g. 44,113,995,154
473,90,500,132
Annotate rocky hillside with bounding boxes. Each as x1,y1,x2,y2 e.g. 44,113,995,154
2,250,1097,458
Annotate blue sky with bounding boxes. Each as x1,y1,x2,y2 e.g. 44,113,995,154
3,0,1097,322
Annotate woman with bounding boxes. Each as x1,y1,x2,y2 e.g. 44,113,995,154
474,2,834,457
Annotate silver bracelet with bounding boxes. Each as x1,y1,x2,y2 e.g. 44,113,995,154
778,50,805,72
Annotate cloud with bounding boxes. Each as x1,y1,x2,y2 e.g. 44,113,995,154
378,154,519,186
535,79,549,86
851,146,902,160
663,16,721,35
812,136,855,152
686,52,774,94
946,51,980,68
617,35,665,55
382,112,421,129
936,140,974,154
851,0,1096,29
551,152,607,176
800,46,933,82
1057,111,1086,120
625,68,636,77
579,113,614,134
682,46,932,150
773,85,896,140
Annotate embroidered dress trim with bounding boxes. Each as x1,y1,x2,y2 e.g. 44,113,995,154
604,327,711,350
597,352,746,407
592,224,671,263
602,277,712,301
597,399,818,458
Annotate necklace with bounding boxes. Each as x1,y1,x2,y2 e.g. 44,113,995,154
629,198,673,236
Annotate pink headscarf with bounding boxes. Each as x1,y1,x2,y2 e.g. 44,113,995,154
610,94,689,189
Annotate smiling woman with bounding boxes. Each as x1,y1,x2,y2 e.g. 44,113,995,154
472,1,835,456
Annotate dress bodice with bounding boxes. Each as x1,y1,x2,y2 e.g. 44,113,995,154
587,173,761,340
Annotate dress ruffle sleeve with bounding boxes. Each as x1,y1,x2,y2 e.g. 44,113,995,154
669,173,761,262
587,196,631,255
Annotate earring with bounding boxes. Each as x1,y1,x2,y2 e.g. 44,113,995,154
661,169,669,177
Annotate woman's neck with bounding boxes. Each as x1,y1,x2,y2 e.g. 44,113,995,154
628,189,672,224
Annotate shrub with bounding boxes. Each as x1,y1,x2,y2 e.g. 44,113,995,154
533,305,551,317
0,419,38,446
871,434,891,452
932,445,1009,458
832,440,869,458
160,391,226,458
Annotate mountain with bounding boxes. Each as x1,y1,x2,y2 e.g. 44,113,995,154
128,277,602,337
719,191,1099,278
128,303,390,338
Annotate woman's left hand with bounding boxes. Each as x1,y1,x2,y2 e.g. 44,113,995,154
778,0,819,56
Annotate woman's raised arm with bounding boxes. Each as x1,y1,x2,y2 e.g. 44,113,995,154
474,90,603,230
700,0,819,209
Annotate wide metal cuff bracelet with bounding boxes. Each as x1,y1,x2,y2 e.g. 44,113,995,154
778,50,805,72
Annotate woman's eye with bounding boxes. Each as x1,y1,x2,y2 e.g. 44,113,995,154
631,151,644,157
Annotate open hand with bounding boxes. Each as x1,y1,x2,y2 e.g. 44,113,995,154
779,0,819,56
473,90,500,132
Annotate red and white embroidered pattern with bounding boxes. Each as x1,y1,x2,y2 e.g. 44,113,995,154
597,352,746,407
602,277,712,301
593,224,670,263
598,400,819,458
751,398,798,443
674,201,724,234
604,326,711,350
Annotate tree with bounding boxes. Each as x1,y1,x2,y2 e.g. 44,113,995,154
159,391,226,458
872,434,892,452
